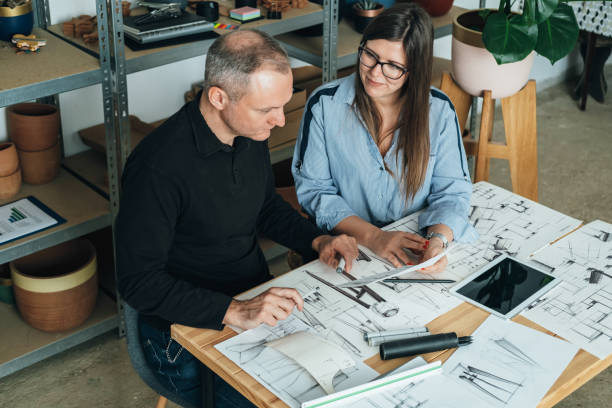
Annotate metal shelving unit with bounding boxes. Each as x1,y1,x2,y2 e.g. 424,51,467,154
1,0,337,378
276,6,465,70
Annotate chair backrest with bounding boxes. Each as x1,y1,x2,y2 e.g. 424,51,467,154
122,300,197,408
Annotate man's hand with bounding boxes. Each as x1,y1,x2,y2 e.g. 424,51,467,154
222,287,303,330
312,234,359,272
418,238,448,274
368,230,427,268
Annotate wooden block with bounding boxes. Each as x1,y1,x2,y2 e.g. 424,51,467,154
78,115,156,155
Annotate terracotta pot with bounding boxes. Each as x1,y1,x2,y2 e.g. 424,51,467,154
17,142,61,185
413,0,453,17
0,142,19,177
451,9,534,99
10,239,98,333
0,168,22,201
7,103,60,152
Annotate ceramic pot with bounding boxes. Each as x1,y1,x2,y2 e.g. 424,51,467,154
0,168,22,200
352,3,384,33
0,0,33,41
0,142,19,177
7,103,60,152
10,239,98,333
413,0,453,17
17,141,61,185
452,9,534,99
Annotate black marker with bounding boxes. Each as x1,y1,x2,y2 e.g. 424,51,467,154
380,332,473,360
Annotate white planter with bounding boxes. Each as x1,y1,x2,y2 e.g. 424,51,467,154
451,10,535,99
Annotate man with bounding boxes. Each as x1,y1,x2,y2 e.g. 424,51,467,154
116,30,358,407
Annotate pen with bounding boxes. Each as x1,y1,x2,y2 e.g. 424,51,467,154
382,278,456,284
336,257,346,274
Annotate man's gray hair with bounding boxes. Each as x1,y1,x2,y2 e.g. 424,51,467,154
204,30,291,100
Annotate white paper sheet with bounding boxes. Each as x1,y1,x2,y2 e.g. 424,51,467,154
442,315,578,407
301,361,442,408
521,220,612,359
336,248,450,288
215,315,379,408
266,331,356,394
237,259,462,360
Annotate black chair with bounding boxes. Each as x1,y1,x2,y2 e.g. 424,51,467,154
122,301,198,408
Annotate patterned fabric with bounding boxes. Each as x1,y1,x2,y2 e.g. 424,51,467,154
572,1,612,37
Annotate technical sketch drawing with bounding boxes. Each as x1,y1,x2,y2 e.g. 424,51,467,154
443,315,578,408
522,220,612,359
452,363,522,405
215,315,378,408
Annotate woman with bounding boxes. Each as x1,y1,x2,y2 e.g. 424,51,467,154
292,3,477,273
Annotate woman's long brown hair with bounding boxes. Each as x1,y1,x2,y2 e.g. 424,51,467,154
353,3,433,202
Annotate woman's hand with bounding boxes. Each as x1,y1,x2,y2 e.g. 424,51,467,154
418,238,448,274
368,230,427,267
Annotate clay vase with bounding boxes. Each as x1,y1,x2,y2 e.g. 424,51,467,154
7,103,60,152
17,141,61,185
452,9,534,99
0,168,22,201
10,239,98,333
0,142,19,177
413,0,454,17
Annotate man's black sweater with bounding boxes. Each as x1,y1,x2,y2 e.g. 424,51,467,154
116,96,322,331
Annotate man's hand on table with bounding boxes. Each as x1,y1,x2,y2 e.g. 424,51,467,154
223,287,304,330
312,234,359,272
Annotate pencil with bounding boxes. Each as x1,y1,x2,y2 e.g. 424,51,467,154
382,278,456,284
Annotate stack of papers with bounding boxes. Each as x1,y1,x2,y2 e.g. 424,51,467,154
230,6,261,21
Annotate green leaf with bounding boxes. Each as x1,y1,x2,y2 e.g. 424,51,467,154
535,2,579,64
483,12,538,65
534,0,559,24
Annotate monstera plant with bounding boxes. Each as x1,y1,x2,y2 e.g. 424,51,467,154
480,0,580,65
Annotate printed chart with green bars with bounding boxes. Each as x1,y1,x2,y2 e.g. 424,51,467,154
8,207,27,223
0,197,64,245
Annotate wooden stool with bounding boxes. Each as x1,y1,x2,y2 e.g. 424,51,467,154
440,72,539,201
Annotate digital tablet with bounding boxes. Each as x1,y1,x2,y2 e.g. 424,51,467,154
451,255,559,319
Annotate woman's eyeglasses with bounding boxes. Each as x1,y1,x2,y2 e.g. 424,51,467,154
358,46,408,80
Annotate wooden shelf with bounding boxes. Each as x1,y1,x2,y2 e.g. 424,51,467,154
0,169,111,265
0,28,102,107
47,2,324,74
0,291,118,378
277,6,465,69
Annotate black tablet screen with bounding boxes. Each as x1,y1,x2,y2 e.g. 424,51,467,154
456,258,555,316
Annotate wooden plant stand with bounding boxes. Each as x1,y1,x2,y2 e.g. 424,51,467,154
440,72,539,202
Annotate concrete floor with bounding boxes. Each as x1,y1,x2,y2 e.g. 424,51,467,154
1,71,611,407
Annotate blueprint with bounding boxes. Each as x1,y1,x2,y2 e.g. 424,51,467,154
521,220,612,359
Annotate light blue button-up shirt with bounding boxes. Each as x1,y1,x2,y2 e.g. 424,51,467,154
291,74,478,243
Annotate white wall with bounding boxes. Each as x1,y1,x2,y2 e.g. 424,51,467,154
0,0,603,154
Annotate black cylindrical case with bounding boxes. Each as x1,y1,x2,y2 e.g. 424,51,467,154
380,332,459,360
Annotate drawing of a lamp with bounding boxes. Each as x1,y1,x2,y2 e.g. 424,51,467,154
305,271,399,318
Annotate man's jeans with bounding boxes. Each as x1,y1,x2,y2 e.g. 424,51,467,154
139,319,256,408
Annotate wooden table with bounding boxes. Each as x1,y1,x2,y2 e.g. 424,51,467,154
172,286,612,407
